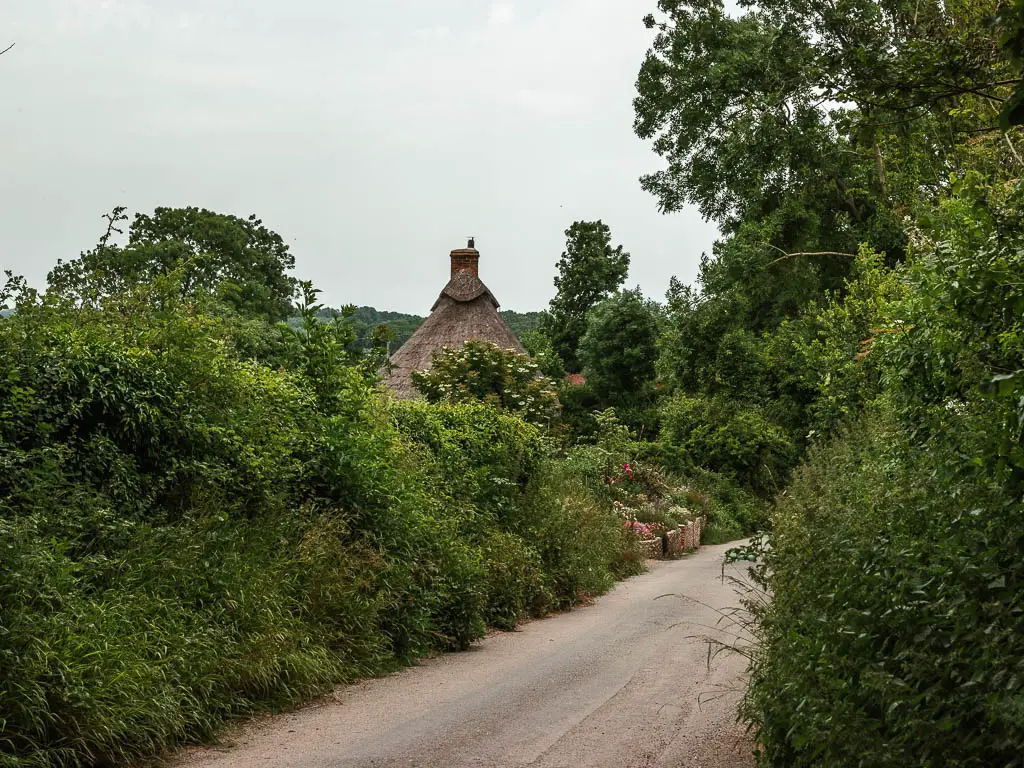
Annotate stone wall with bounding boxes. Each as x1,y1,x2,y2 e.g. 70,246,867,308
666,528,681,554
639,515,706,560
639,537,663,559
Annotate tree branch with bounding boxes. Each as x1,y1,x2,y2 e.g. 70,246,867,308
762,243,857,265
1005,132,1024,168
873,139,889,198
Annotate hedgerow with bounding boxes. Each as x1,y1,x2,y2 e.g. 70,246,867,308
743,188,1024,765
0,287,641,767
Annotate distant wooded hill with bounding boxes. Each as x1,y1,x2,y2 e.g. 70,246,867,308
305,306,544,351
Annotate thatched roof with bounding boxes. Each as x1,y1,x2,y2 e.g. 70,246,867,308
382,262,525,399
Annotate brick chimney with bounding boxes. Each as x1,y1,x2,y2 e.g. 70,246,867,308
450,237,480,278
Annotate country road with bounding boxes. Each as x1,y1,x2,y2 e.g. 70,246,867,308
173,542,756,768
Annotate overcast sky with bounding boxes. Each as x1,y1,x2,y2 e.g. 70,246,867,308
2,0,717,313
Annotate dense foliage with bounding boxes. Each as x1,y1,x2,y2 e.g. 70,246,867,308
629,0,1024,763
542,220,630,372
740,187,1024,766
577,289,661,429
0,218,643,767
411,340,561,426
49,207,298,321
5,0,1022,760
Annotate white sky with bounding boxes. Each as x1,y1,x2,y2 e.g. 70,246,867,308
2,0,717,313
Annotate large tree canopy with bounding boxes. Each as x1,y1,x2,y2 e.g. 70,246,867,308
48,206,298,320
635,0,1024,401
634,0,1013,228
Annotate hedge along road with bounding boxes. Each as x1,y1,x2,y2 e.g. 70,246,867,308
173,542,755,768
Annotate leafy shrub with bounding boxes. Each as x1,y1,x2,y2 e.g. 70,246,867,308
521,329,567,381
0,285,649,767
0,302,315,526
479,532,551,630
411,340,561,426
0,506,389,767
391,399,545,525
659,394,795,495
747,412,1024,766
763,248,907,441
518,468,644,606
747,206,1024,765
393,399,640,620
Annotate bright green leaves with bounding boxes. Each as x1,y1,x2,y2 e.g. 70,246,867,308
750,409,1024,766
660,393,795,494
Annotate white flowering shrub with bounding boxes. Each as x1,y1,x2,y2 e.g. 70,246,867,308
412,340,561,425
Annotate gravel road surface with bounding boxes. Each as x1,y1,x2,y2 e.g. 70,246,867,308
173,541,756,768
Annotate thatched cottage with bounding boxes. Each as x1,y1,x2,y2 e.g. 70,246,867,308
382,240,525,398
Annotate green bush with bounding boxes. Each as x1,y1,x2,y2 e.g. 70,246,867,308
659,394,795,495
746,189,1024,766
390,399,544,526
411,340,561,426
0,310,315,526
688,470,767,543
0,507,389,767
746,412,1024,766
519,468,644,607
393,399,640,618
0,287,651,767
479,531,552,630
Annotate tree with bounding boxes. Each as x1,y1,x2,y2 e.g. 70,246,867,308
542,221,630,371
634,0,1014,228
637,0,1024,473
520,329,566,381
412,341,561,425
577,289,660,414
48,206,297,321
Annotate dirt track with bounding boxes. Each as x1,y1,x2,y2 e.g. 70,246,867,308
173,542,756,768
